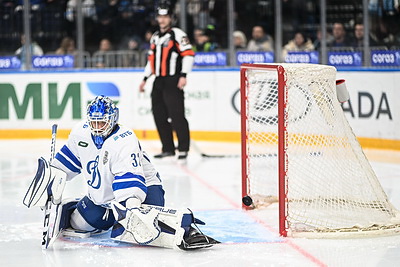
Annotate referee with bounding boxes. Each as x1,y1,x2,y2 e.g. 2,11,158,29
139,1,194,160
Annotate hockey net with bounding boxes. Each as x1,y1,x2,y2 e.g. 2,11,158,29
240,63,400,238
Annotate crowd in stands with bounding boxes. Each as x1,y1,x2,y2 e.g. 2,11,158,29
1,0,399,67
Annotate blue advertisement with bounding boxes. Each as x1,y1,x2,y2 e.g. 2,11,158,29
0,56,22,70
328,51,362,67
284,51,319,64
194,52,227,66
371,50,400,67
32,55,74,69
236,51,274,65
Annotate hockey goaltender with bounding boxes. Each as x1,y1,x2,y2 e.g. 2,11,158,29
23,95,219,250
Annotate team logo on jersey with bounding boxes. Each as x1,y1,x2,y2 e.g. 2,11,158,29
78,141,88,147
181,36,190,45
103,151,109,165
87,155,101,189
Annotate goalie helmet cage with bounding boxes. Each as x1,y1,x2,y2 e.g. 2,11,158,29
240,63,400,238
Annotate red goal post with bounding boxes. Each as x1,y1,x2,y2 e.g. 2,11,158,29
240,63,400,238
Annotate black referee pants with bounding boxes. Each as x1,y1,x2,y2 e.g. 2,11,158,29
151,75,190,153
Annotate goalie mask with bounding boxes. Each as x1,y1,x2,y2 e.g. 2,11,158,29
87,95,119,147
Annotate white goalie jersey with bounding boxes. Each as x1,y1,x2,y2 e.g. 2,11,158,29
52,121,162,205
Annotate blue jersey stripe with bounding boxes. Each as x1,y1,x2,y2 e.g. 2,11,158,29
60,145,82,168
112,180,147,193
55,153,81,173
114,172,145,183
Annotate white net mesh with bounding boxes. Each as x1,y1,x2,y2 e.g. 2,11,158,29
242,63,400,237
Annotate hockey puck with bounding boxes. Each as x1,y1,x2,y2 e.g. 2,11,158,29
242,196,253,206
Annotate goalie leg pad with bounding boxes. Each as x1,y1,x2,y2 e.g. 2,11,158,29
111,205,161,245
111,205,219,250
55,199,77,232
111,205,185,249
45,199,78,248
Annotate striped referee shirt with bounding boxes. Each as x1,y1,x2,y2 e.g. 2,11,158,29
143,27,195,79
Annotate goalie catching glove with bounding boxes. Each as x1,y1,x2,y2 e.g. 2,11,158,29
23,157,67,208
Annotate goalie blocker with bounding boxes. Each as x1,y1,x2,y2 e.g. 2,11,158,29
23,157,66,208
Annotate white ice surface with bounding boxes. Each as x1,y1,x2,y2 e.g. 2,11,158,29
1,139,400,267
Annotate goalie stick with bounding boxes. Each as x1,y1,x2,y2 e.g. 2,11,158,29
41,124,58,249
191,140,240,159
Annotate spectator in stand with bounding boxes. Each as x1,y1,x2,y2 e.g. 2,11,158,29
328,22,351,48
15,0,44,10
312,27,333,51
120,35,141,67
192,27,216,52
247,25,274,52
192,28,204,49
93,38,112,68
233,30,247,49
66,0,97,22
313,27,322,51
55,37,76,55
127,36,141,51
282,32,314,60
15,34,44,70
368,0,400,48
65,0,97,52
119,34,141,51
204,24,218,50
140,29,153,51
350,22,378,48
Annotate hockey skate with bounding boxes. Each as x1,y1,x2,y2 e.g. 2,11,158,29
178,226,220,250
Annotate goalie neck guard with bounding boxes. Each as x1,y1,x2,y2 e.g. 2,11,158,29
87,95,119,148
